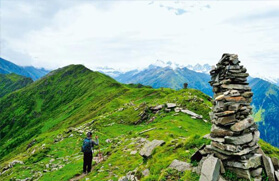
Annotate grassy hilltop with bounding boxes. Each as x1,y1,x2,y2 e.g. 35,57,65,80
0,65,279,181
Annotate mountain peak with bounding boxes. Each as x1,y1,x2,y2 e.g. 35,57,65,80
186,63,211,74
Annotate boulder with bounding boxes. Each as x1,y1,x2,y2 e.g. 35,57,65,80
224,133,253,145
230,116,254,132
262,155,276,181
168,159,191,172
139,140,165,157
199,155,220,181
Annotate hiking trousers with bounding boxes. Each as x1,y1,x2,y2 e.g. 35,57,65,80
83,152,93,173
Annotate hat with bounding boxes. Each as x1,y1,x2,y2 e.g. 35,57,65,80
87,132,92,137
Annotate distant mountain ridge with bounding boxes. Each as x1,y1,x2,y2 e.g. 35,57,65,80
0,57,50,80
97,61,279,148
0,73,33,98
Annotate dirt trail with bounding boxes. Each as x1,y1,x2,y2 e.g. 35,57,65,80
69,157,104,181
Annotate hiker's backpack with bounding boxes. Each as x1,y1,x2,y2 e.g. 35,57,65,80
81,139,92,152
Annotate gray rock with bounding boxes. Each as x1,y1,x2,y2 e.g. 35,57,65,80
181,109,203,119
165,108,171,113
262,155,276,181
250,167,263,177
142,169,150,177
174,107,181,113
199,155,220,181
248,131,260,147
271,157,279,170
275,171,279,181
106,139,112,143
242,92,253,98
130,151,137,155
210,144,258,156
211,141,241,152
139,140,165,157
214,101,225,112
226,167,251,180
168,159,191,172
151,105,163,111
218,176,227,181
224,154,262,169
230,90,240,97
230,116,254,132
166,103,176,108
224,133,253,145
211,124,234,137
204,134,225,143
215,111,235,117
215,114,236,125
221,84,251,91
196,156,207,175
118,176,128,181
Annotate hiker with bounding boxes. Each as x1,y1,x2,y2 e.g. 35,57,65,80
81,132,99,174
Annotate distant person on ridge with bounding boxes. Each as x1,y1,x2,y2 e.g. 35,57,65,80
81,132,99,174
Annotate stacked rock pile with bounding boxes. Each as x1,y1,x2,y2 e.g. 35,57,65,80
195,54,279,181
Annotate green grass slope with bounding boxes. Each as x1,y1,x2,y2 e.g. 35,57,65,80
0,73,33,98
0,65,279,181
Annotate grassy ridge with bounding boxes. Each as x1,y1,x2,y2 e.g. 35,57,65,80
0,73,33,98
0,65,279,181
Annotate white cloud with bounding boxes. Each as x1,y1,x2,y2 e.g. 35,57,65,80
1,0,279,77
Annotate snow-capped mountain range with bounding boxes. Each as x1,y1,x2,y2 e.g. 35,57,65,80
95,60,212,78
95,60,279,86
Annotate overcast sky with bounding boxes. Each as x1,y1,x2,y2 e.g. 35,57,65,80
1,0,279,78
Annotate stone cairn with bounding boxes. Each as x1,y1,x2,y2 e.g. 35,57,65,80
192,54,279,181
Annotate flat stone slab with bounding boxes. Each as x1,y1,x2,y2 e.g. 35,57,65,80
199,155,220,181
224,154,262,169
168,159,191,172
263,155,276,181
181,109,203,119
166,103,176,108
225,133,253,145
230,116,254,132
139,140,165,157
